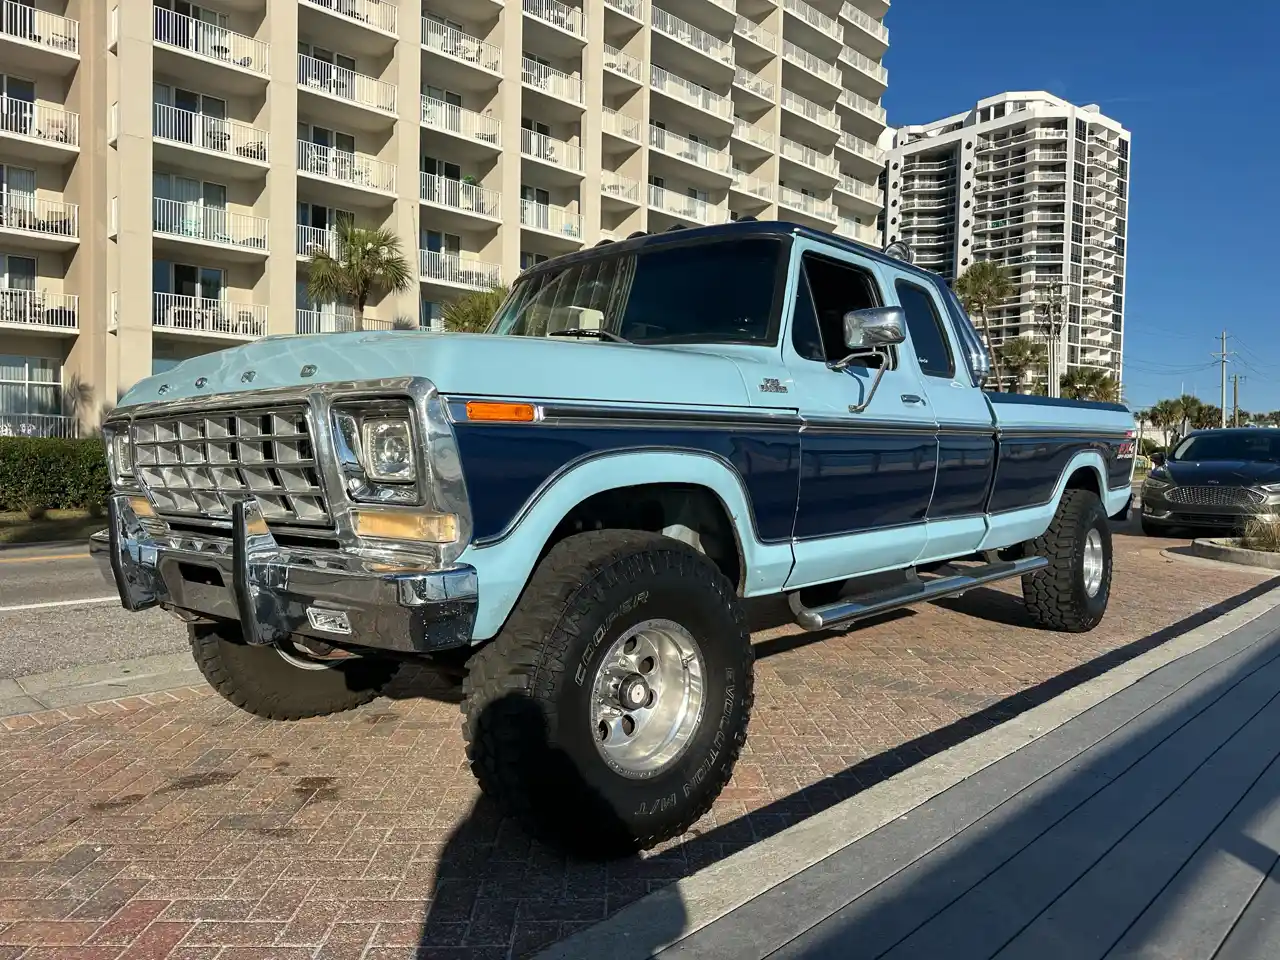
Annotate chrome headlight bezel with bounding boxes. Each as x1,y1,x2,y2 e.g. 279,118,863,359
102,421,136,487
331,401,424,505
1258,482,1280,494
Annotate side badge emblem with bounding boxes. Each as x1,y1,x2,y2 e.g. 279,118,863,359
759,378,788,394
300,364,317,378
241,370,256,383
157,384,170,395
194,377,208,389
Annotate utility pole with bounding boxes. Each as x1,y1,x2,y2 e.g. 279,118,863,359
1036,281,1065,399
1231,374,1247,426
1212,331,1232,428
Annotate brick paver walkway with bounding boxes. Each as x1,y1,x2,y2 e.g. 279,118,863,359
0,532,1273,959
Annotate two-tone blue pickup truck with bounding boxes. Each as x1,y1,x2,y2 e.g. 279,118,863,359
93,221,1135,855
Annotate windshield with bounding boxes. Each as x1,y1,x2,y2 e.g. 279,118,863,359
490,237,784,345
1172,432,1280,463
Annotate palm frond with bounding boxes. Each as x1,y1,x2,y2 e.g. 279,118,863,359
442,284,509,334
304,219,414,326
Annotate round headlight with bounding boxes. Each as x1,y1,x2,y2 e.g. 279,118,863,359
111,429,133,480
360,419,416,482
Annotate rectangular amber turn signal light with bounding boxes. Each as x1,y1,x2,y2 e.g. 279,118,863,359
465,401,536,423
353,510,459,544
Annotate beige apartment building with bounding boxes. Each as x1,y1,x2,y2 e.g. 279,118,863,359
0,0,888,437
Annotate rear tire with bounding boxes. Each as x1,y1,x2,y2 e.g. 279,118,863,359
189,622,399,720
1022,489,1112,633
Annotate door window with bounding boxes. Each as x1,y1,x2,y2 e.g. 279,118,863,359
0,75,35,137
791,253,883,365
894,280,955,378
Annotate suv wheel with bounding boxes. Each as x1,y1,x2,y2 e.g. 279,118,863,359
1021,489,1113,633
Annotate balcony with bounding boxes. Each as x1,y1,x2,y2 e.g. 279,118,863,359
0,289,77,333
836,176,880,207
730,170,771,202
420,17,501,77
601,107,642,146
732,117,773,152
900,197,950,212
783,40,840,91
840,2,888,50
780,137,839,178
298,141,397,198
153,105,269,177
153,292,266,340
0,194,78,248
520,199,583,243
153,7,268,85
650,65,732,122
979,128,1068,152
300,0,397,39
603,0,642,21
297,224,338,258
781,0,840,45
522,57,585,107
903,158,953,174
778,185,836,221
838,44,888,97
523,0,585,49
520,128,583,177
651,7,734,72
733,16,777,54
420,96,502,150
420,173,502,221
733,66,773,102
649,125,732,177
836,131,884,171
648,183,719,226
153,198,268,257
781,88,839,137
419,250,502,291
975,151,1069,173
0,98,78,163
603,45,641,83
298,54,397,126
0,413,78,438
601,170,640,206
0,0,78,71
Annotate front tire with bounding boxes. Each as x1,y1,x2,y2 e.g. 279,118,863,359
462,530,754,858
1022,489,1113,632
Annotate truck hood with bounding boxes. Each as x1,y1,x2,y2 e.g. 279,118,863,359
117,332,775,411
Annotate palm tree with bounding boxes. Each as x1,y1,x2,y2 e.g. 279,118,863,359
1059,368,1119,402
305,219,413,332
441,284,509,334
954,260,1015,391
996,337,1048,394
1146,398,1178,446
1191,404,1222,431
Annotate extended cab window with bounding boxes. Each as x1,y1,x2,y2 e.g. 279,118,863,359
894,280,955,378
791,253,884,367
491,237,783,345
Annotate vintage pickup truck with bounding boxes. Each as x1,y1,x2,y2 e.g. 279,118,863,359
93,222,1135,855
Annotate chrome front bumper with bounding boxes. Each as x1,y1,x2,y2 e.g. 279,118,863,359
90,494,479,654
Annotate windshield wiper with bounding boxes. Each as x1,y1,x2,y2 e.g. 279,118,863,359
548,328,631,344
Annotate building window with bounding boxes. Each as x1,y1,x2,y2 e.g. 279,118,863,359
520,251,549,270
0,355,62,423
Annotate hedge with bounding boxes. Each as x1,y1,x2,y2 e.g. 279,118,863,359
0,438,110,513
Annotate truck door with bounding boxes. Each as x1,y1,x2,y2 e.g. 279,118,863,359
781,240,939,590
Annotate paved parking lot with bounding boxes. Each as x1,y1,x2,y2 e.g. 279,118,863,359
0,527,1275,959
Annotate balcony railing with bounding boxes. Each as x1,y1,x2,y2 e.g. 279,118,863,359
731,170,771,201
781,137,838,176
522,57,585,105
781,0,839,41
303,0,397,35
519,199,583,239
153,198,267,251
900,197,950,211
421,95,502,146
976,152,1069,172
837,131,883,164
649,125,731,174
652,7,733,66
840,2,888,42
420,17,500,74
778,185,835,220
603,44,641,81
0,289,77,330
783,41,839,86
0,98,78,147
733,66,773,100
838,45,887,84
420,173,501,219
298,53,397,115
523,0,584,37
0,413,78,438
603,0,642,19
1,0,78,55
732,118,773,150
602,107,641,142
837,88,886,123
297,224,338,257
975,193,1066,213
154,7,267,76
298,141,396,192
0,193,78,238
979,128,1068,152
649,183,717,225
419,250,502,289
903,159,953,173
296,308,356,334
520,127,583,172
153,292,266,338
733,16,776,52
601,170,640,203
781,88,838,129
650,66,732,119
154,104,268,162
836,177,878,203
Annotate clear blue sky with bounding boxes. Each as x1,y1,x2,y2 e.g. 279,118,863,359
882,0,1280,413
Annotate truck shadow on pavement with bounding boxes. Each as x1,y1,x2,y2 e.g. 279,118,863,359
414,577,1280,958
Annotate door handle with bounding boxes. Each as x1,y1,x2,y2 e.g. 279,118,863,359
901,394,927,405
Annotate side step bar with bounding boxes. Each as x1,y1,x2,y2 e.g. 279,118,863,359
789,556,1049,631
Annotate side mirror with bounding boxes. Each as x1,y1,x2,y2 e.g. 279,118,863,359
843,306,907,352
1151,452,1166,467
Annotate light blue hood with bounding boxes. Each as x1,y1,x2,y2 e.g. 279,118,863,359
118,332,778,411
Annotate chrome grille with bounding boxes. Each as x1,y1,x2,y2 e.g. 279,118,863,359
1165,485,1264,507
132,407,330,525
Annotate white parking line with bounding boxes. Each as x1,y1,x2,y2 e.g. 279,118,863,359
0,597,119,613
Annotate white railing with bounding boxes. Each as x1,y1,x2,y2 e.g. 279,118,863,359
602,107,641,142
520,127,583,172
523,0,584,37
784,41,839,86
419,250,502,289
420,173,501,219
0,98,79,147
420,17,500,74
838,45,887,84
0,413,78,438
298,141,396,192
777,185,836,220
152,292,266,338
781,88,838,128
733,66,773,100
519,199,583,239
298,53,397,115
154,7,267,76
734,16,777,51
782,0,839,41
295,308,358,334
601,170,640,203
835,216,859,239
303,0,397,34
420,96,502,146
838,88,886,123
0,289,77,330
903,159,954,174
0,193,78,238
522,57,585,105
732,118,773,150
977,152,1069,172
980,128,1068,151
154,104,268,162
781,137,838,176
731,170,770,200
1,0,78,55
650,65,732,119
975,193,1066,212
603,0,642,19
651,7,733,65
840,2,888,42
837,131,883,163
153,198,267,250
297,224,338,257
900,197,950,211
837,177,878,202
979,212,1066,229
648,183,717,225
649,125,731,174
603,44,641,81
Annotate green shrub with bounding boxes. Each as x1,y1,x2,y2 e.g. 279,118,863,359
0,438,110,513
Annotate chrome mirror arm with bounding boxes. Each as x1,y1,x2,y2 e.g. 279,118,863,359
838,349,892,414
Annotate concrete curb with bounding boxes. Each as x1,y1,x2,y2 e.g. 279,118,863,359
0,539,91,553
535,583,1280,960
0,652,202,718
1190,537,1280,571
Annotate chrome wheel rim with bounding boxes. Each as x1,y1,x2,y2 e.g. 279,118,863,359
589,619,706,779
1082,528,1105,597
275,640,347,671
